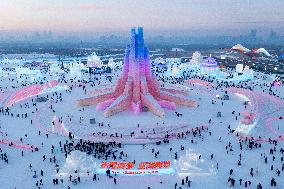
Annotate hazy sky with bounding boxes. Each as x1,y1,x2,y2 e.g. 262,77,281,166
0,0,284,36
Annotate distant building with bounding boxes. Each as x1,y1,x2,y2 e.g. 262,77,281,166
171,48,185,52
270,31,277,40
250,29,257,38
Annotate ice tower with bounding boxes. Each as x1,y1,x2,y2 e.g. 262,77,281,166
77,27,197,117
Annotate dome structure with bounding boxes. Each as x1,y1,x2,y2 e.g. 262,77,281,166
201,56,218,68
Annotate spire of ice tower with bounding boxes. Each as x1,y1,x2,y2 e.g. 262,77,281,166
129,27,145,59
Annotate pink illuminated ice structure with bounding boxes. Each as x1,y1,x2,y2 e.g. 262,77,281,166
77,27,197,117
272,80,282,87
241,111,255,125
5,80,58,108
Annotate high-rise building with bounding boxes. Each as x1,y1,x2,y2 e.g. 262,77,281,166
48,31,53,39
250,29,257,38
270,31,277,40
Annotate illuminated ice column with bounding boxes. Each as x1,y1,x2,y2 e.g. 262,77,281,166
131,57,140,103
122,46,130,77
145,52,160,99
131,27,144,103
112,47,130,96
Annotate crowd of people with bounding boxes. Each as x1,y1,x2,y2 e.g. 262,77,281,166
0,63,283,189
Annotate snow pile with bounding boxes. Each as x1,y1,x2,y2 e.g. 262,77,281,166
232,44,250,52
174,149,216,177
58,150,98,177
256,48,272,57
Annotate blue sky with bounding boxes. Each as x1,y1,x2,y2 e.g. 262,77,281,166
0,0,283,36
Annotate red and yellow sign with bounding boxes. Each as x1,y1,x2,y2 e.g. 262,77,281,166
101,161,171,170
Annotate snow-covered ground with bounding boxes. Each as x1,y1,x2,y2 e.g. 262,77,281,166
0,65,284,189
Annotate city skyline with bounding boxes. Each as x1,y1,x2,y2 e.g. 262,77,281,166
1,0,284,37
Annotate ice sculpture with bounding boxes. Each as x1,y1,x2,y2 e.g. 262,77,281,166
58,150,97,176
190,51,203,64
77,27,197,117
87,52,102,68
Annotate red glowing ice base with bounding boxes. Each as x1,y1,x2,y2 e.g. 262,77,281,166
4,80,58,108
77,27,196,117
